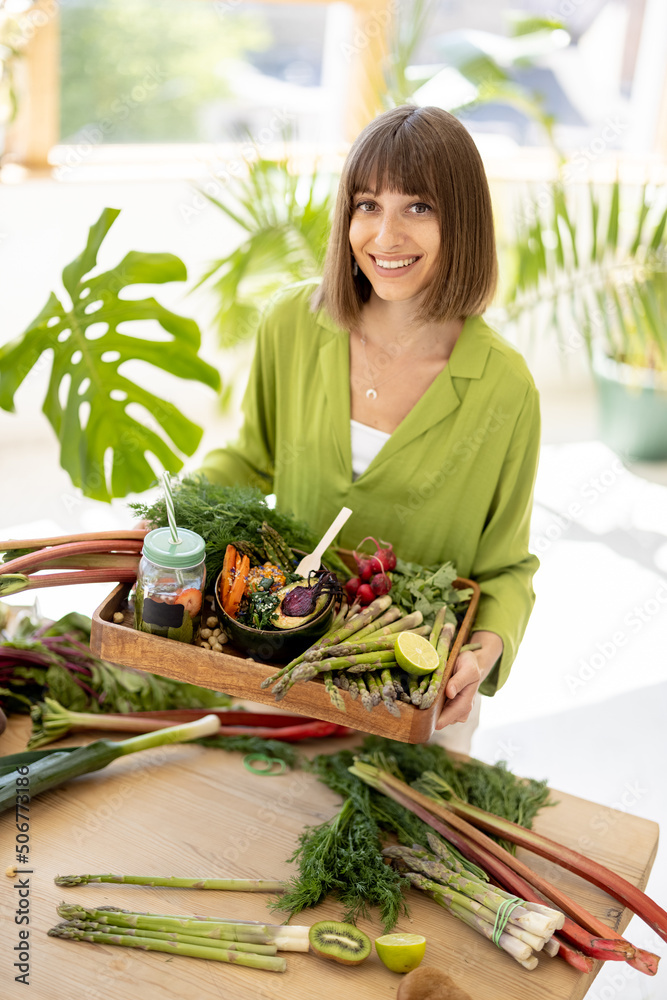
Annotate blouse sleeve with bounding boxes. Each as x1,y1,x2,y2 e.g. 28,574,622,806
198,317,277,494
472,384,541,696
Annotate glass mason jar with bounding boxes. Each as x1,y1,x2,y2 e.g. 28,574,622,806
134,527,206,644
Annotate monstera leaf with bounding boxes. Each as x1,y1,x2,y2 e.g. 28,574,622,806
0,208,221,502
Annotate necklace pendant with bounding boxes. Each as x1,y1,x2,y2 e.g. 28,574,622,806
366,388,378,400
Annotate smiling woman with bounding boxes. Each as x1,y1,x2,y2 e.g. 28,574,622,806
200,106,540,749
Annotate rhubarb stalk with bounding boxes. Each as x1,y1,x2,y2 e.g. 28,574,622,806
0,569,137,596
0,530,147,551
0,539,143,577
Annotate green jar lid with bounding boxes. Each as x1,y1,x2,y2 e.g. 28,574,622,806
142,527,206,569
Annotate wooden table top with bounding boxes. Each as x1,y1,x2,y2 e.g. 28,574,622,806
1,715,660,1000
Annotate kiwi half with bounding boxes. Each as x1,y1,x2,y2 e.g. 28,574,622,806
308,920,372,965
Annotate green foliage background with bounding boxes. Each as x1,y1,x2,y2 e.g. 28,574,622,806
60,0,270,142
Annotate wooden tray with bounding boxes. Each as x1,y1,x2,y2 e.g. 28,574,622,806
90,578,479,743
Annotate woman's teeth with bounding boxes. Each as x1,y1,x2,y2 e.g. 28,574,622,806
374,256,419,269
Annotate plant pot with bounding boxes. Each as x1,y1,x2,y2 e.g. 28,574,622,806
593,354,667,461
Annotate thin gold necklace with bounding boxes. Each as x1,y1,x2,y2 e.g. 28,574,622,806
358,335,407,400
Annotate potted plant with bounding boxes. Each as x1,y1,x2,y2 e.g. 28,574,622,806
503,178,667,460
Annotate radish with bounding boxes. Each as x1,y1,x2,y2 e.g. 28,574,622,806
355,536,397,574
370,573,391,597
355,557,374,582
345,577,361,602
356,583,376,606
375,542,396,572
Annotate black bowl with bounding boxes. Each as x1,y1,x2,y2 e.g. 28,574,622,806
214,570,336,663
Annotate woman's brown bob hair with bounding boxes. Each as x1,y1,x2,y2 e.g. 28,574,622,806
312,105,497,327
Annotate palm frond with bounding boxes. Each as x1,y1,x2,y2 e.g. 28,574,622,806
194,155,334,350
503,179,667,371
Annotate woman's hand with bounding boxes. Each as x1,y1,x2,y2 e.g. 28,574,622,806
434,630,503,730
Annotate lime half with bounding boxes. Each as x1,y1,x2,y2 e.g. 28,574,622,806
375,933,426,973
394,632,439,676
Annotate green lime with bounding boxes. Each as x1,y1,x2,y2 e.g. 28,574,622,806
375,933,427,973
394,632,439,676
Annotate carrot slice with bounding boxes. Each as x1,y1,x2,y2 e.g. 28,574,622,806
226,554,250,619
220,545,237,607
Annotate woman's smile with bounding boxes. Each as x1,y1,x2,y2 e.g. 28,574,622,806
370,254,421,274
349,189,440,301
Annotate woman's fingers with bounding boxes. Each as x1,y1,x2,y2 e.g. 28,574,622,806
435,650,481,729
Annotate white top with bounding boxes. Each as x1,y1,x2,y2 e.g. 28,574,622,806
350,419,391,479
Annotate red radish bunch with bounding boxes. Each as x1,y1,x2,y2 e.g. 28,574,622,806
346,537,396,606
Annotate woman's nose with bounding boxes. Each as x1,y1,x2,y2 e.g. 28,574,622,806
375,211,404,249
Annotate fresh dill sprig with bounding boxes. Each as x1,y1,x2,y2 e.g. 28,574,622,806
273,759,410,931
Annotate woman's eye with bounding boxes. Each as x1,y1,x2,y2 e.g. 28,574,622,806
355,200,376,212
412,202,433,214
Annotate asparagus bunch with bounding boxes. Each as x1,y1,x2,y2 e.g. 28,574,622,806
50,902,310,971
264,596,441,714
55,919,279,954
48,923,287,972
384,843,564,970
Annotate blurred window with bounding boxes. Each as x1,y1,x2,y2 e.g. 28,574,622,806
60,0,331,145
406,0,661,156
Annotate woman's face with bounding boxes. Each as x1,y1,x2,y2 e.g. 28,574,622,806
349,187,440,305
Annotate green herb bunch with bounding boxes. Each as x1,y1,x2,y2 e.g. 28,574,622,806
389,558,473,628
130,477,350,585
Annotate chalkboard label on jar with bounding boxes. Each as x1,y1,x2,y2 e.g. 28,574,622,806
142,598,185,629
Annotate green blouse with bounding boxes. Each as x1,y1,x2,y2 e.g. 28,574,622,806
200,281,541,696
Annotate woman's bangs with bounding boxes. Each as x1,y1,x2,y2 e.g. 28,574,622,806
346,128,438,205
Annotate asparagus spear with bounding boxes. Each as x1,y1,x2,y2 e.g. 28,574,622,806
415,673,432,703
355,674,373,712
48,924,287,971
346,657,398,674
429,605,447,647
355,610,424,642
425,832,483,876
304,636,402,660
420,622,456,710
350,605,403,639
346,677,360,700
323,672,346,712
378,669,401,717
408,676,423,705
54,874,286,891
380,667,398,700
365,673,382,706
57,920,278,954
